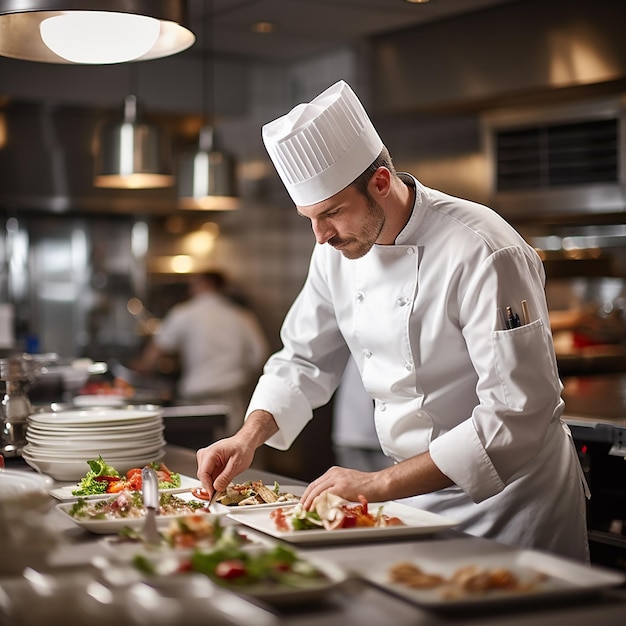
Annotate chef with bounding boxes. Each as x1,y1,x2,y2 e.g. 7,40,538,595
196,80,589,561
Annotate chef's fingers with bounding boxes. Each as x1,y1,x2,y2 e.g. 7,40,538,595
196,444,226,494
300,473,338,510
196,438,254,494
301,467,376,509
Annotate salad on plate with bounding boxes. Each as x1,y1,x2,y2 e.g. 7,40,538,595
71,456,181,496
270,492,405,531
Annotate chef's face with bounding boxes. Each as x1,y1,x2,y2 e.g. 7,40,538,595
297,184,385,259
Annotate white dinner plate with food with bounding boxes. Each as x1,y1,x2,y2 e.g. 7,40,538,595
228,501,457,544
56,491,212,534
203,484,305,511
101,534,350,607
337,537,626,611
50,473,202,501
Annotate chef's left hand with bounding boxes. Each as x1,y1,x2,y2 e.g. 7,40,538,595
300,465,383,510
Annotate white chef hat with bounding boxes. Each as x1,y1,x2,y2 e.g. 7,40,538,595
262,80,383,206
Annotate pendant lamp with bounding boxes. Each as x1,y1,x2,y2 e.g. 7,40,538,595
0,1,195,64
94,92,174,189
178,0,239,211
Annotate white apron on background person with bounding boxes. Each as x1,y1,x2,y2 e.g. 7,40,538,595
248,175,589,562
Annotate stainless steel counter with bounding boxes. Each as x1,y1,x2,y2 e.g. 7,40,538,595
6,445,624,626
562,374,626,453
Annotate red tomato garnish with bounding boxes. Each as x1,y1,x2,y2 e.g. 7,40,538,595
127,473,142,491
177,560,194,573
191,487,211,501
215,560,247,579
273,562,291,572
126,468,142,480
94,475,120,483
107,479,129,493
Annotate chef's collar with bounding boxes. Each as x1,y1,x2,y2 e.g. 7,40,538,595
395,173,424,245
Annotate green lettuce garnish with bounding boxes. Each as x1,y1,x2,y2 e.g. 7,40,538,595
71,456,120,496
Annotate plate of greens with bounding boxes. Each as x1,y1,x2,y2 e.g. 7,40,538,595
49,456,201,500
126,534,350,606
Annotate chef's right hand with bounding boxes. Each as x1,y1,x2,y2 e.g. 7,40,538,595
196,435,255,496
197,409,279,496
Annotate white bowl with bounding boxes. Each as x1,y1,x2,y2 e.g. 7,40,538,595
0,469,58,575
22,449,165,481
0,469,53,507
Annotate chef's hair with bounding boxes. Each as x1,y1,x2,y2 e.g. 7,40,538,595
350,147,396,198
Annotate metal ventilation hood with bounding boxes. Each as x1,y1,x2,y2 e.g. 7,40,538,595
482,96,626,221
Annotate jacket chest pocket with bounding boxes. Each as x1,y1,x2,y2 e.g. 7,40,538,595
491,319,560,411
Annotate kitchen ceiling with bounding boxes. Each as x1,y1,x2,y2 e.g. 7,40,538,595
187,0,521,61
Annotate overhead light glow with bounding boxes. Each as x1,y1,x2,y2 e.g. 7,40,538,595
40,11,160,64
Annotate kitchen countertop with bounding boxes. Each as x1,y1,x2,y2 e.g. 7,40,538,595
561,374,626,452
3,445,626,626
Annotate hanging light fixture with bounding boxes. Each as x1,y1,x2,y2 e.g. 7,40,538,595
0,1,195,64
178,0,239,211
94,67,174,189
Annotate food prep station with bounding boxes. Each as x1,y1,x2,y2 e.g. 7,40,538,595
2,445,626,625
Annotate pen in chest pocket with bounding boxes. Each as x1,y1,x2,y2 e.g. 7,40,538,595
505,306,521,329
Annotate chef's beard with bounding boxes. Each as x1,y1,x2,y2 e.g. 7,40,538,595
330,193,385,260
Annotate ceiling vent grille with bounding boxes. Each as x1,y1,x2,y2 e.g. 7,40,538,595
495,118,619,192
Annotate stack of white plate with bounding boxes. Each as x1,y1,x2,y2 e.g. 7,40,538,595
22,407,165,481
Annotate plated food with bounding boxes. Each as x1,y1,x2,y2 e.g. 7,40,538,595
128,525,348,605
270,493,404,531
67,490,206,521
191,480,303,508
70,456,181,496
228,497,457,544
347,537,626,611
389,561,548,599
57,490,209,534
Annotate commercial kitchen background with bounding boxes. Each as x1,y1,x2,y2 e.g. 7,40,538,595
1,0,626,568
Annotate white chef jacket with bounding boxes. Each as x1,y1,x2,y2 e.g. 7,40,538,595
247,175,589,560
156,292,268,399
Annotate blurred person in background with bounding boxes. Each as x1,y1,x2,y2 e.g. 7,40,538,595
134,271,270,435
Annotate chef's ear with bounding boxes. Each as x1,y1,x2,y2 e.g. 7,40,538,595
368,166,391,198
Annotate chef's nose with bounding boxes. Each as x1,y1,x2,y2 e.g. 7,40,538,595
311,218,333,244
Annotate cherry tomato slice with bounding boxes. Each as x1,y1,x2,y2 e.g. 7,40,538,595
107,479,129,493
191,487,211,501
215,559,247,579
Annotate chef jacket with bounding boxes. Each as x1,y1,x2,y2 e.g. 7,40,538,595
156,292,268,399
247,174,589,560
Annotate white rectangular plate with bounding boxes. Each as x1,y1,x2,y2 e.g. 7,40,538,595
99,541,350,607
49,473,202,501
213,484,305,512
56,491,213,534
227,501,458,544
340,537,626,610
